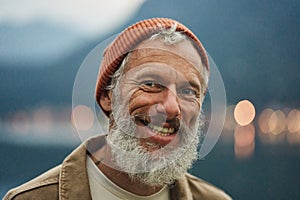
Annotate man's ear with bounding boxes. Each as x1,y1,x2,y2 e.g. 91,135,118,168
99,91,112,112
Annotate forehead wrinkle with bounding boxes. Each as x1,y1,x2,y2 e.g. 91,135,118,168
127,47,203,74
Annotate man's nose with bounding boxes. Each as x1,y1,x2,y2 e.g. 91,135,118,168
156,86,181,119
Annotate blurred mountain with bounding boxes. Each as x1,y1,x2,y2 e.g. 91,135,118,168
0,40,96,113
0,21,87,67
0,0,299,114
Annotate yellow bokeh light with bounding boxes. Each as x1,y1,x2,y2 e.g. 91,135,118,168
286,109,300,133
234,124,255,158
258,108,274,133
72,105,95,131
287,131,300,145
234,100,256,126
234,124,255,147
269,110,286,135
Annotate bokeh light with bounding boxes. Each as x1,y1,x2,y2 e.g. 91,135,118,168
234,100,256,126
11,111,31,134
258,108,274,134
234,124,255,158
287,131,300,145
258,108,288,144
286,109,300,133
32,107,53,133
269,110,286,135
72,105,95,131
234,124,255,147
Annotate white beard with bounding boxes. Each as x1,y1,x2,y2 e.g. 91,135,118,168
106,103,204,187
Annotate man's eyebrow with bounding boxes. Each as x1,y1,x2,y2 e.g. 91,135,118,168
135,73,165,80
130,72,167,85
179,80,201,91
187,80,201,91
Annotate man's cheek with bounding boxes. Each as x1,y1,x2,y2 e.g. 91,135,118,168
181,105,200,126
113,86,137,109
128,91,155,113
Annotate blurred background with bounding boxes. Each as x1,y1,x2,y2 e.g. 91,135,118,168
0,0,299,199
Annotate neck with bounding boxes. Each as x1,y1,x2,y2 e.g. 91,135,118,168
90,145,164,196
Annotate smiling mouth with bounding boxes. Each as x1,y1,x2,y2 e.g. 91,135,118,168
147,124,175,136
134,114,180,136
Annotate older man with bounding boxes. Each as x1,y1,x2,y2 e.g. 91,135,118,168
4,18,231,200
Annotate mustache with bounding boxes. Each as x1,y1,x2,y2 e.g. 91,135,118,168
132,113,181,131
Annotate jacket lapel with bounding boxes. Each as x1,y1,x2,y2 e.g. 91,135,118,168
59,144,92,200
170,176,193,200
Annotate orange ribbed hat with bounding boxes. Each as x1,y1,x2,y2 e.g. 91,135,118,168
95,18,209,109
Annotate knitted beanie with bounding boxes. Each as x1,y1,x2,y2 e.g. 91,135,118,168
95,18,209,111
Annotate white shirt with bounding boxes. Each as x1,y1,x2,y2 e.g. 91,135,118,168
86,156,169,200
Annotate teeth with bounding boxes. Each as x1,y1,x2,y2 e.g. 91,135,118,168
153,125,163,132
147,124,175,136
161,127,168,133
158,132,170,136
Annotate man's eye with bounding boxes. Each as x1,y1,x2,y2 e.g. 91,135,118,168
143,81,158,87
140,81,164,92
181,88,197,96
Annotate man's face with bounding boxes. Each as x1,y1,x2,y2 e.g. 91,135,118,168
111,38,205,151
103,38,206,186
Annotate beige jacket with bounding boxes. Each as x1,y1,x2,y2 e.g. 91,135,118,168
4,137,231,200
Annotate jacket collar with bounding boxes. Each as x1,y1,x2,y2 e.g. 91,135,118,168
59,142,92,200
170,178,193,200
